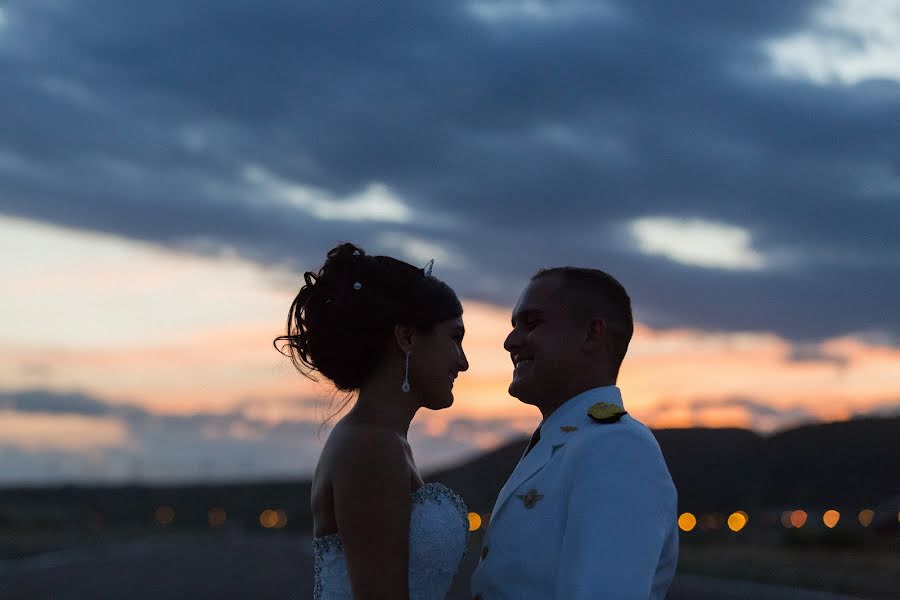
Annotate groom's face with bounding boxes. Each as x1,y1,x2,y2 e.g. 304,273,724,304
504,276,584,407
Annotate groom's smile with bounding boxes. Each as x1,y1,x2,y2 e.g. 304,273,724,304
504,274,596,412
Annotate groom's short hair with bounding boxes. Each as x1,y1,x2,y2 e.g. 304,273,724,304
532,267,634,375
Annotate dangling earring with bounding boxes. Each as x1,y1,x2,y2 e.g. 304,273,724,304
402,351,411,393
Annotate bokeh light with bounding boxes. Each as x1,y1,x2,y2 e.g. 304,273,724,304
822,509,840,528
468,512,482,531
789,510,808,528
678,512,697,532
259,509,279,529
781,510,793,528
858,509,874,527
727,511,748,532
154,505,175,526
208,507,227,527
275,509,288,529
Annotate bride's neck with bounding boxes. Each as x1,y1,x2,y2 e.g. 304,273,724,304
351,379,419,436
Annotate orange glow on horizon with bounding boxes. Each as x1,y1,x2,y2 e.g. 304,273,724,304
0,410,128,451
2,217,899,461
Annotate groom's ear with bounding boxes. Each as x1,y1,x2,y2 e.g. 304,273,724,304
393,324,416,353
582,317,608,352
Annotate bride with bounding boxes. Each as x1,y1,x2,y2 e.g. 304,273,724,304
276,242,471,599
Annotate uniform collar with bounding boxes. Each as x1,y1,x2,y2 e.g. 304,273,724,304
490,386,624,520
538,385,624,443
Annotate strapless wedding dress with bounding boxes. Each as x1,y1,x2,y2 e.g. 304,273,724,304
313,482,469,599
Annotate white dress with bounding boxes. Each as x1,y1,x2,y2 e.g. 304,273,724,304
313,482,469,600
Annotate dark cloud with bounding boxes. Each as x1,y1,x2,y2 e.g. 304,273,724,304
0,389,120,417
787,342,849,368
1,0,897,342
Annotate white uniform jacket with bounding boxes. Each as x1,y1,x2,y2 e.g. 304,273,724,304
470,386,678,599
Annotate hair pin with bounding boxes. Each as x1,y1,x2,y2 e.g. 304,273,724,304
423,259,434,277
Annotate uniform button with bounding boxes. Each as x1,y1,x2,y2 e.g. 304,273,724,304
480,545,489,560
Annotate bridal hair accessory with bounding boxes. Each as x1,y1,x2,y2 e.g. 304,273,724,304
402,351,411,393
423,259,434,277
352,250,361,256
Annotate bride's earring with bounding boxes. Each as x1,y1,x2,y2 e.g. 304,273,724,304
402,351,411,393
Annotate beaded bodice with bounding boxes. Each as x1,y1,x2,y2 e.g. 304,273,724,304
313,482,468,600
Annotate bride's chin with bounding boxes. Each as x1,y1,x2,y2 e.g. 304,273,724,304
425,394,454,410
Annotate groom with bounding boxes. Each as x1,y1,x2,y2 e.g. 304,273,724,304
471,267,678,599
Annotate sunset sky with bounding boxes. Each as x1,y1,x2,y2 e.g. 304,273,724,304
1,1,898,483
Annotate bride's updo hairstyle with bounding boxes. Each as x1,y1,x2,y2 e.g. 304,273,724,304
276,242,463,392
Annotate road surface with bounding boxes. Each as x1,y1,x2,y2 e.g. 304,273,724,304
0,534,866,599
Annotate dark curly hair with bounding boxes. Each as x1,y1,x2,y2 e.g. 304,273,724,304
275,242,463,392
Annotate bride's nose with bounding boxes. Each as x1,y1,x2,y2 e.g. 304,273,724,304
457,348,469,372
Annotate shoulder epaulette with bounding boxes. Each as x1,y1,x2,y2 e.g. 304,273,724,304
587,401,627,424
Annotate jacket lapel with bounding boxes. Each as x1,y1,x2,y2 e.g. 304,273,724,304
489,387,623,520
491,425,568,519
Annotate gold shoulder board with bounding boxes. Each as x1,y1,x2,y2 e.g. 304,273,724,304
587,402,627,424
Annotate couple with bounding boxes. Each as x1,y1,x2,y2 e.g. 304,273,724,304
277,242,678,599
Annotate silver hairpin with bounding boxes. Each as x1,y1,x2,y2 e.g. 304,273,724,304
423,259,434,277
352,250,361,256
353,282,362,290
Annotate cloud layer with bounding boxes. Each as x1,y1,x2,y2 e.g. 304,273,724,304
1,0,898,342
0,388,525,483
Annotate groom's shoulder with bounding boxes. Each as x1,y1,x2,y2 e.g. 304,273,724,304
567,412,662,458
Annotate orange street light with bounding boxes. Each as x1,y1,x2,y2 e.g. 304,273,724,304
678,513,697,532
822,510,840,529
155,505,175,526
780,510,793,528
727,511,748,532
259,509,279,529
208,507,227,527
274,509,288,529
790,510,808,528
858,509,874,527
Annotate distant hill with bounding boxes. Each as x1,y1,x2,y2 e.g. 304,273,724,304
1,417,896,538
427,416,900,513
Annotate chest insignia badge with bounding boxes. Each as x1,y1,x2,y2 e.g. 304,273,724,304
560,425,578,432
516,488,544,509
587,402,627,424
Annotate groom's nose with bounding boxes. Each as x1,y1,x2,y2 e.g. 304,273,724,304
504,327,522,353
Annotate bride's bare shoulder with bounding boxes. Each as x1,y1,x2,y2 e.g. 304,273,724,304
320,419,410,476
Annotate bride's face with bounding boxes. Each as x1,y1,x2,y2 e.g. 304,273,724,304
410,316,468,410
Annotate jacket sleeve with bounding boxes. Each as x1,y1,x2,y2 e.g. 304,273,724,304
554,426,676,600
